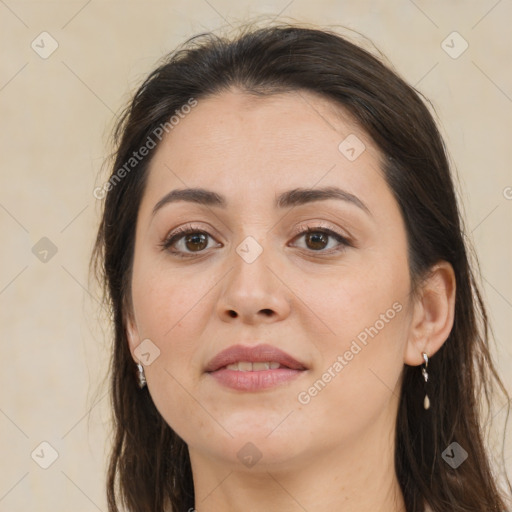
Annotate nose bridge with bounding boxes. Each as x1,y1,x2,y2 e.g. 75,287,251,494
228,207,275,268
230,232,274,296
216,229,290,323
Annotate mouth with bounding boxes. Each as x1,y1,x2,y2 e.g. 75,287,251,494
221,361,287,371
205,344,308,391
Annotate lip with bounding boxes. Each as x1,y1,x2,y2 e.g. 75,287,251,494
205,344,307,372
205,343,308,392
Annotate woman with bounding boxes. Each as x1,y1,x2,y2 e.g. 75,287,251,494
91,22,511,512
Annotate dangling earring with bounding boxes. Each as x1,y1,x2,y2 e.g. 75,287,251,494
421,352,430,410
136,361,147,389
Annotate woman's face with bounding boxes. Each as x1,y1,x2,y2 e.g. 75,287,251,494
126,89,415,470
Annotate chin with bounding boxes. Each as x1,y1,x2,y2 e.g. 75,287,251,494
201,435,307,472
197,420,310,469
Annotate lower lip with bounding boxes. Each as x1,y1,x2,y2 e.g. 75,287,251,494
207,368,305,391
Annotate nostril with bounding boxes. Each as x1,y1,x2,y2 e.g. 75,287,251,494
261,309,273,316
228,310,237,318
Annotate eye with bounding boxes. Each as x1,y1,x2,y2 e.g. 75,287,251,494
160,223,352,258
159,224,221,257
290,224,352,254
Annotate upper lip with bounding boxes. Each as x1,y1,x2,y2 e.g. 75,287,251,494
204,344,308,372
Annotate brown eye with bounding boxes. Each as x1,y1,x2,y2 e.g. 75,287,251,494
291,226,351,254
304,231,329,250
183,232,208,252
161,227,220,257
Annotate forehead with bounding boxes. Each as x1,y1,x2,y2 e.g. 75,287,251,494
140,89,387,213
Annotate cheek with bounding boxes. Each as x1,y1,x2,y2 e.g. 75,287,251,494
293,255,411,431
291,250,409,352
319,252,410,406
130,265,222,441
131,246,206,331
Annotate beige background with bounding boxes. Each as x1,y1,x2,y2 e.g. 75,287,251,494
1,1,511,510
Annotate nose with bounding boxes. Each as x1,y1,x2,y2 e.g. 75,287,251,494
216,241,292,325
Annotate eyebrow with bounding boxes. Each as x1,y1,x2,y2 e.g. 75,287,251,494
152,186,371,216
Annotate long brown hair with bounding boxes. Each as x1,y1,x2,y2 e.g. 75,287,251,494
91,22,512,512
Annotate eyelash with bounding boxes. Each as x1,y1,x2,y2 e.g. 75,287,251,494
159,223,352,258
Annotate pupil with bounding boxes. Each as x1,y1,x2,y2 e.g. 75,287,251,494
186,233,207,251
307,232,327,250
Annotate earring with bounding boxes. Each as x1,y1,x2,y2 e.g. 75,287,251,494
136,362,147,389
421,352,430,410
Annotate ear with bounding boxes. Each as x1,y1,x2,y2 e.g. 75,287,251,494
125,312,142,365
404,261,456,366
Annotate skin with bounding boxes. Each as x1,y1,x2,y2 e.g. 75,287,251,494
126,89,456,512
